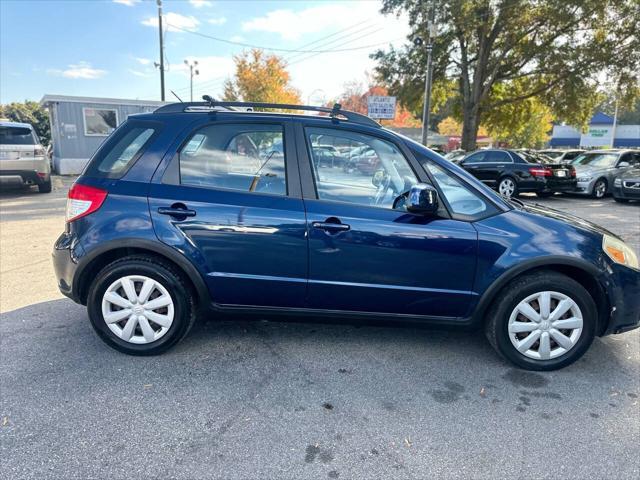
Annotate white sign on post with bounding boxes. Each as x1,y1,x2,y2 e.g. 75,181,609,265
367,96,396,119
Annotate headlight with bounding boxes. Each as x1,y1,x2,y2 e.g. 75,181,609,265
577,177,592,182
614,178,622,186
603,234,639,270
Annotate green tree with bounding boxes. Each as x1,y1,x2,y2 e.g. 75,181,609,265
223,49,301,105
0,100,51,145
373,0,640,150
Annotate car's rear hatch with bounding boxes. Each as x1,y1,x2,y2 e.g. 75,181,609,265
0,126,39,171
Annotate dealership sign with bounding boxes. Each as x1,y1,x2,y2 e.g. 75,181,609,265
580,125,613,147
367,96,396,119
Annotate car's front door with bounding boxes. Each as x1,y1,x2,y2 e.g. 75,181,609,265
461,151,496,185
149,121,308,308
298,125,479,319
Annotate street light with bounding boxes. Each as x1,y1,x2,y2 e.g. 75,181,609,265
418,3,437,146
184,59,199,102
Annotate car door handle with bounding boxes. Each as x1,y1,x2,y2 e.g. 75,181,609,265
158,206,196,218
312,221,350,232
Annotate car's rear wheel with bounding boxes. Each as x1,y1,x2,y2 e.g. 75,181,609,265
87,256,195,355
38,178,52,193
592,178,607,198
485,271,596,371
498,177,518,198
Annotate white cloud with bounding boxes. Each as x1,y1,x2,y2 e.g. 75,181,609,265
142,12,199,32
47,62,107,80
189,0,213,8
207,17,227,26
242,2,403,41
128,69,152,78
113,0,140,6
135,57,153,66
172,56,234,83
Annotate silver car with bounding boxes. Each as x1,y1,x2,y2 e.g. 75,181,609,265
571,149,640,198
0,121,51,193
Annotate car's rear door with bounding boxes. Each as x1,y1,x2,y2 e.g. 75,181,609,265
149,118,308,308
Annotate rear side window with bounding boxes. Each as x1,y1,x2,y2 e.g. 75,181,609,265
83,121,158,178
179,124,287,196
487,151,511,162
0,126,36,145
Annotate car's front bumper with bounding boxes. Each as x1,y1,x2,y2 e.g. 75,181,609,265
613,183,640,200
600,262,640,335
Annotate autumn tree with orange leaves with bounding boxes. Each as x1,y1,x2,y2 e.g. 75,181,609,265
223,49,301,104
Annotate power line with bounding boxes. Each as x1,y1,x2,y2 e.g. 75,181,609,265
165,22,404,54
288,29,387,67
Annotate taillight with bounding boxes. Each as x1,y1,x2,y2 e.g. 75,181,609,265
529,167,552,177
66,184,107,222
570,168,576,177
34,147,46,156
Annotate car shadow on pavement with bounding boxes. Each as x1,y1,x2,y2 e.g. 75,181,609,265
2,298,639,479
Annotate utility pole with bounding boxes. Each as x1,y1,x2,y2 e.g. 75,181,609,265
157,0,165,101
420,2,436,146
184,59,199,102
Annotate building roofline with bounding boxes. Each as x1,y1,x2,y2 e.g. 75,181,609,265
40,94,168,107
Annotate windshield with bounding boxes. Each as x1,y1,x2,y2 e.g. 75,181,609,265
0,126,36,145
572,153,618,168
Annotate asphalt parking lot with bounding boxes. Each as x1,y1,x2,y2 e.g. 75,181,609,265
1,179,639,479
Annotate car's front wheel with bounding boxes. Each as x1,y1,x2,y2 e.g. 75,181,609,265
485,271,596,371
592,178,607,198
87,255,195,355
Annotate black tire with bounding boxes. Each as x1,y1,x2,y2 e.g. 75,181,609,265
38,178,52,193
87,255,196,355
613,197,629,203
536,191,554,198
497,176,519,198
591,178,607,199
484,271,596,371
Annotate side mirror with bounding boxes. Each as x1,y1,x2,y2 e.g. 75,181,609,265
407,183,439,215
618,161,630,168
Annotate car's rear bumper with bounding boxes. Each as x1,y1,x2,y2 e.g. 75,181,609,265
601,263,640,335
0,169,49,186
52,231,84,304
519,177,576,193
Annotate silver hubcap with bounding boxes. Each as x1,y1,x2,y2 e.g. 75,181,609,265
499,179,515,197
508,291,583,361
101,275,174,344
594,181,606,198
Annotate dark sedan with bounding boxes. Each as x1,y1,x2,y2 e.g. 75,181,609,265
613,167,640,203
457,149,576,198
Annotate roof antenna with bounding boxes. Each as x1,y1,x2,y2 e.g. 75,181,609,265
170,90,184,102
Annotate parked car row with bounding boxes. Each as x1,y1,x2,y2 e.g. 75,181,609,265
446,148,640,201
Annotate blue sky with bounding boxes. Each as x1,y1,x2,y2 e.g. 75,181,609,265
0,0,409,104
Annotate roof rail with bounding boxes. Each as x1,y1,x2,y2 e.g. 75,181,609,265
154,97,381,128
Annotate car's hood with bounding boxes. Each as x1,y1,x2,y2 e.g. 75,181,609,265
513,199,618,239
619,168,640,181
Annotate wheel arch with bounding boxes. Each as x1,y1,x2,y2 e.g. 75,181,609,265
74,239,210,310
473,257,609,335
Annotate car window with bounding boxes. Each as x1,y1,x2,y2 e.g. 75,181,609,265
0,126,36,145
306,127,418,210
180,124,286,196
424,161,493,218
464,152,488,163
83,121,158,178
487,151,511,163
564,151,580,160
572,153,618,168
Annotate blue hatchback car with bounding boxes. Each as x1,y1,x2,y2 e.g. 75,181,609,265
53,100,640,370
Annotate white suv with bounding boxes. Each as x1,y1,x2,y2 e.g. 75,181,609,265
0,121,51,193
